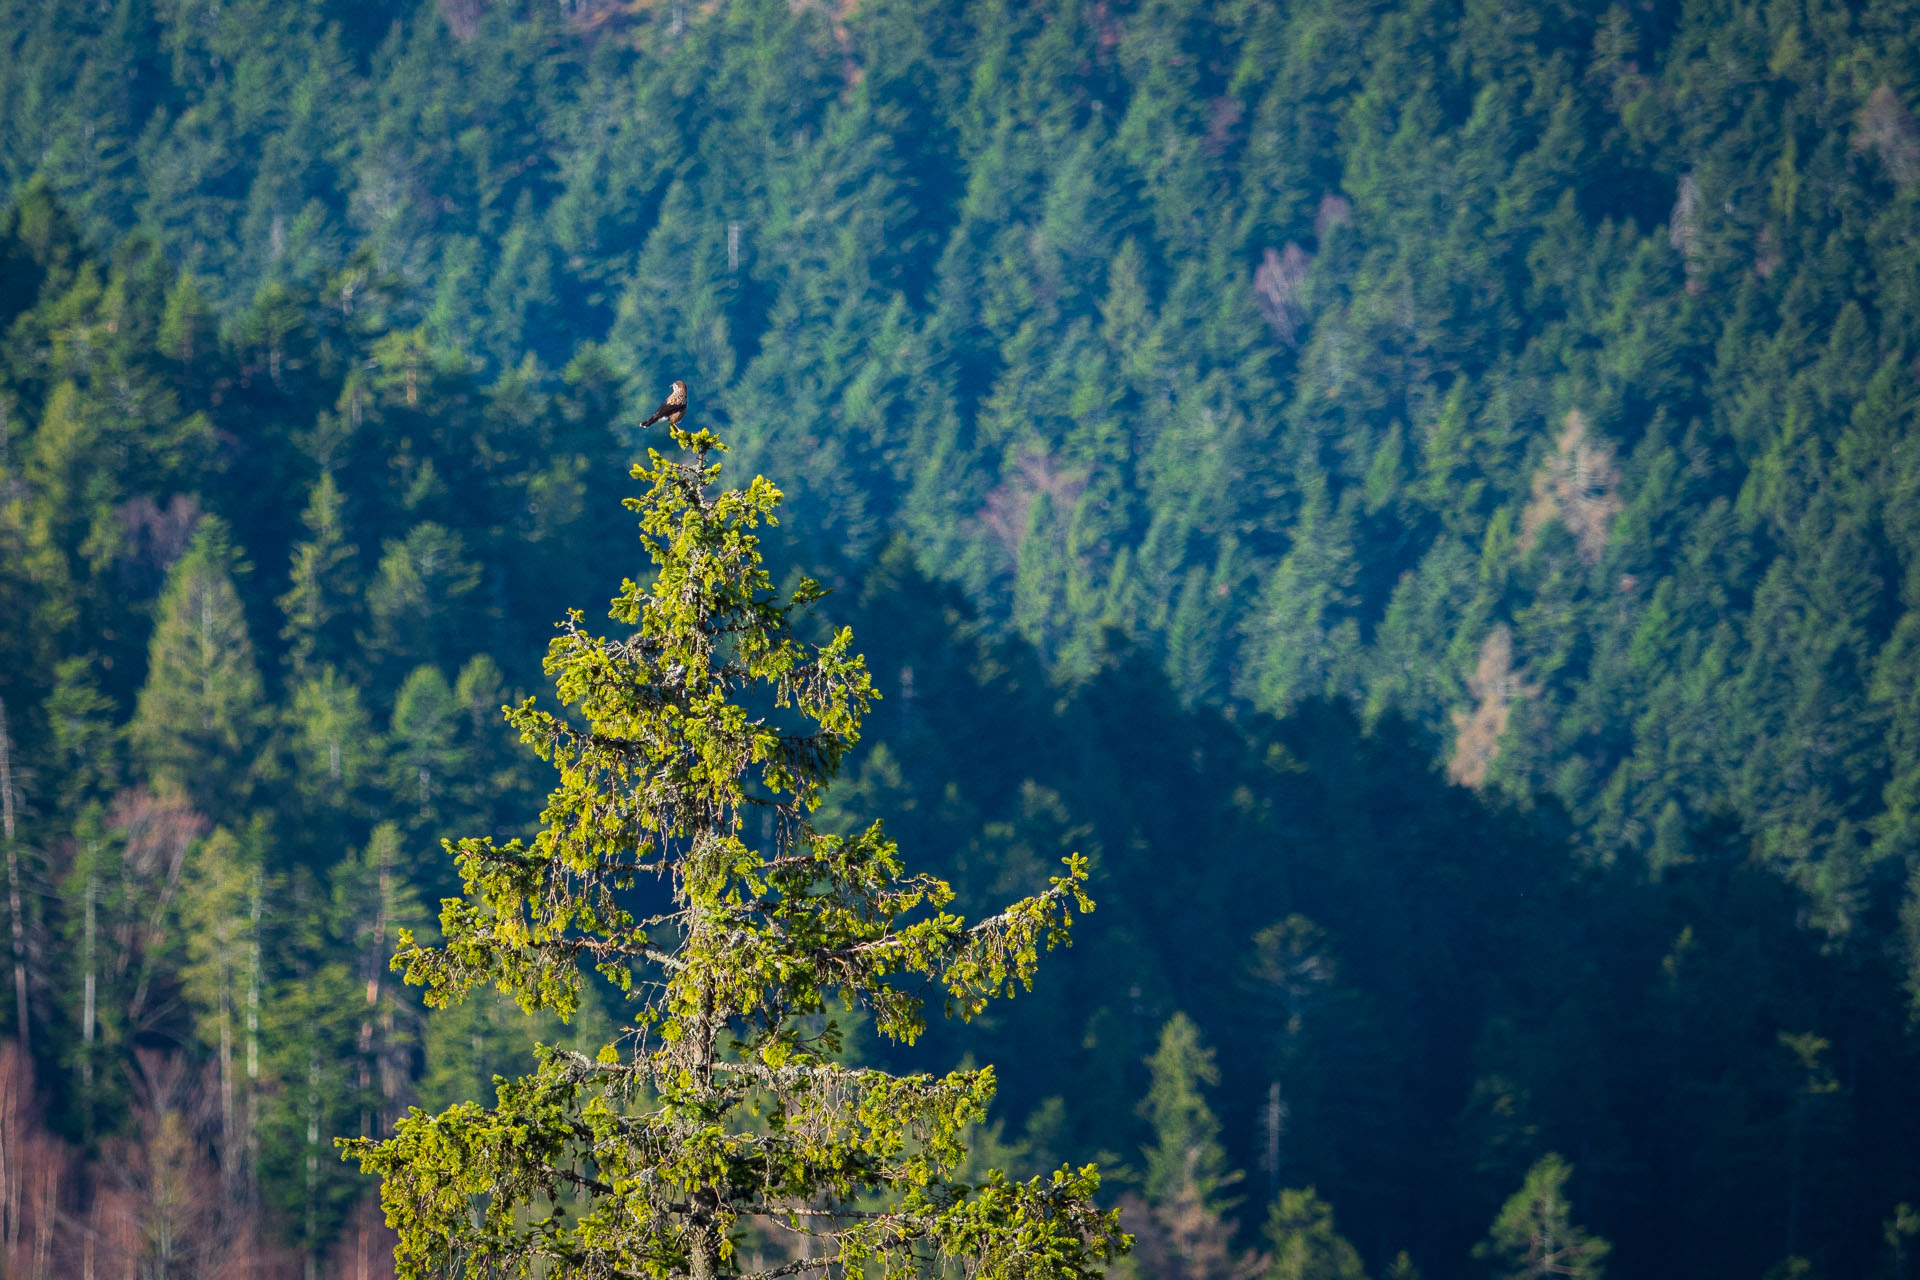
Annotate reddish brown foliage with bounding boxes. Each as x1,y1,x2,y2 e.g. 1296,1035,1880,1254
0,1041,385,1279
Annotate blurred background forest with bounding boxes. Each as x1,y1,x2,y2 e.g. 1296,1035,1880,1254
2,0,1920,1276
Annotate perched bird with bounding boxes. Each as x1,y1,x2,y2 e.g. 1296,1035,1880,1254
641,380,688,429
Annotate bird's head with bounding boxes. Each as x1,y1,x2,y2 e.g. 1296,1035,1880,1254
671,381,686,394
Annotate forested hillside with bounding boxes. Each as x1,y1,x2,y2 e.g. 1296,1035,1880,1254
2,0,1919,1277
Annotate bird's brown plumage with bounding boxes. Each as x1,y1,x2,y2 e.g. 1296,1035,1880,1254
642,380,688,429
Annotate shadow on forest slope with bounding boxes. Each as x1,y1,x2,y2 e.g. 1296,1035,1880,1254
806,542,1920,1280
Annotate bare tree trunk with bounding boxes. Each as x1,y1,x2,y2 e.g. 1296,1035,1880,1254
1258,1079,1284,1201
81,858,96,1103
305,1051,321,1280
360,832,395,1138
0,1045,20,1258
30,1140,58,1280
218,931,235,1208
1,700,29,1058
244,867,262,1208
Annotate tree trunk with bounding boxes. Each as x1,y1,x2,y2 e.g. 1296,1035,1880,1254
245,868,262,1207
306,1050,321,1280
81,860,96,1107
0,699,29,1058
688,1187,722,1280
685,842,724,1280
218,931,235,1207
360,834,391,1136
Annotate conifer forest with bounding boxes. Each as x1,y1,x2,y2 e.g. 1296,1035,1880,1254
3,0,1920,1276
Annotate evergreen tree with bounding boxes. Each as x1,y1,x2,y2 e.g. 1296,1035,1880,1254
5,7,1920,1277
449,652,542,840
345,425,1122,1279
1141,1012,1239,1210
1261,1188,1368,1280
277,470,359,677
287,664,381,826
1473,1155,1609,1280
177,822,266,1207
332,822,426,1144
1119,1012,1254,1280
43,655,119,813
384,665,466,839
259,867,372,1268
363,523,484,678
128,518,267,807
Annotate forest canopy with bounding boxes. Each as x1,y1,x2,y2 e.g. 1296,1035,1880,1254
0,0,1918,1277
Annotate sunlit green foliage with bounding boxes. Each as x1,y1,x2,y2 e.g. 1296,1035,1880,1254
345,427,1123,1279
1473,1155,1610,1280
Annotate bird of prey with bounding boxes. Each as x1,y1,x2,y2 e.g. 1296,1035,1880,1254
641,380,688,429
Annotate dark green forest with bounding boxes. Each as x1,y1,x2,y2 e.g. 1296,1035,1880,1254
2,0,1919,1275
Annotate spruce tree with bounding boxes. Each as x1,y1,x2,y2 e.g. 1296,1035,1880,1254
128,517,267,807
1260,1188,1367,1280
178,824,263,1205
345,422,1123,1279
364,522,484,676
288,664,380,821
1121,1012,1247,1280
44,655,120,813
385,664,465,837
1474,1154,1609,1280
278,470,358,677
1140,1012,1238,1210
